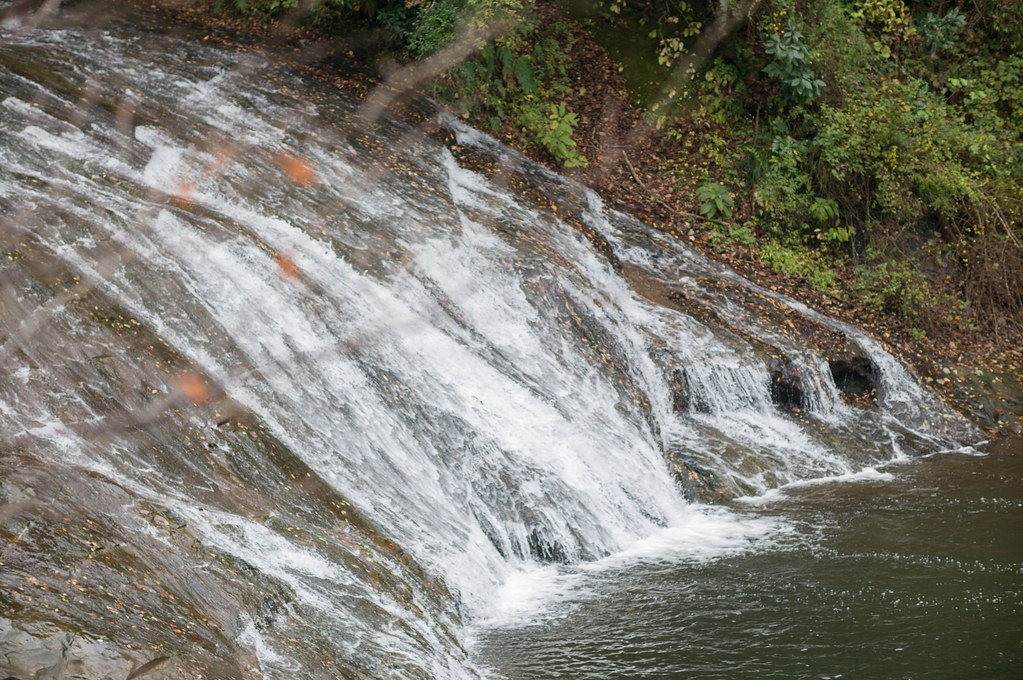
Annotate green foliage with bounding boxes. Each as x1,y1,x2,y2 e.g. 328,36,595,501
686,0,1023,332
696,58,746,124
209,0,1023,335
603,0,706,70
979,2,1023,54
433,16,585,166
375,3,417,42
755,134,812,237
408,0,461,58
808,197,839,225
697,181,733,220
810,1,879,86
221,0,297,21
512,54,538,94
849,0,916,45
852,258,966,334
949,54,1023,129
815,79,1016,225
706,223,756,253
760,242,838,293
763,19,824,103
517,101,587,166
917,8,965,57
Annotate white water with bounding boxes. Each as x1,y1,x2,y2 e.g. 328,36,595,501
0,13,978,679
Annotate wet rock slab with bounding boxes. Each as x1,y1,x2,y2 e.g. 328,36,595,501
0,616,141,680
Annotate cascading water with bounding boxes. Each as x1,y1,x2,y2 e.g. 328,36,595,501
0,6,978,679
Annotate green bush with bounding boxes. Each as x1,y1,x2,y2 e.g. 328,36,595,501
760,242,838,293
220,0,297,20
409,0,462,58
517,101,587,166
754,134,814,240
849,0,916,46
697,181,733,220
950,54,1023,130
917,8,965,57
852,257,969,336
815,79,1012,227
763,19,824,103
433,16,585,166
697,58,746,125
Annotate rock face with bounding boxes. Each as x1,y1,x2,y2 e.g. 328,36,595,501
527,528,568,563
0,0,44,24
666,454,734,503
828,356,879,405
0,616,144,680
667,368,711,414
768,358,806,410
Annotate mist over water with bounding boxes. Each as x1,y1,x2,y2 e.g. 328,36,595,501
0,7,992,679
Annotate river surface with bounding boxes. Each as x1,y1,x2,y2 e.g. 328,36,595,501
0,4,1016,680
477,437,1023,679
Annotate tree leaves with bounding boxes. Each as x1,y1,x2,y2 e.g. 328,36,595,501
697,181,733,220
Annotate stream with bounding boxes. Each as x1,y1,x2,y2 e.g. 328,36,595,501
0,4,1016,679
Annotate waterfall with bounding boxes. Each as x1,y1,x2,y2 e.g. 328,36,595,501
0,10,977,680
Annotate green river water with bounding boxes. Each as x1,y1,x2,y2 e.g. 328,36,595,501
478,438,1023,679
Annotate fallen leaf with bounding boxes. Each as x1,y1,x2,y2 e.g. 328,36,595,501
174,181,194,208
273,151,316,186
178,372,210,405
274,252,302,281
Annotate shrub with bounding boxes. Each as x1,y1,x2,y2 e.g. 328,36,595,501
433,15,584,166
917,8,966,57
849,0,916,45
697,181,733,220
221,0,297,20
814,80,1010,228
755,135,812,230
762,18,824,103
852,258,969,335
517,101,587,166
760,242,838,293
697,58,746,125
409,0,462,58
